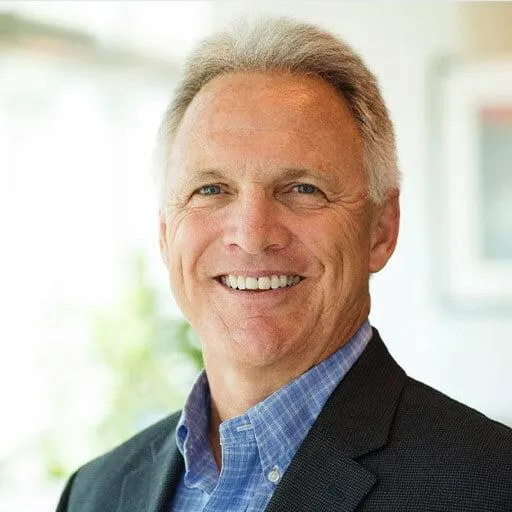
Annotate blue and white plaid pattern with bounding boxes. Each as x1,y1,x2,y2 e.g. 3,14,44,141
171,320,372,511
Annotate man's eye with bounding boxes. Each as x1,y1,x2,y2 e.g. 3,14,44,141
198,184,223,195
293,183,318,194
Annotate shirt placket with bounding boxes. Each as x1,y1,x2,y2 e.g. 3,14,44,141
203,419,260,512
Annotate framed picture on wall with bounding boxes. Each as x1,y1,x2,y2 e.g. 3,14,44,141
438,60,512,309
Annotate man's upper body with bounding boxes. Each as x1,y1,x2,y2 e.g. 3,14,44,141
57,327,512,511
57,17,512,511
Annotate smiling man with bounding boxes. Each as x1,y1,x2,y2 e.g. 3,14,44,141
57,17,512,512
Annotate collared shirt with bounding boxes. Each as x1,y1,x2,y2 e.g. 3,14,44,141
170,320,372,512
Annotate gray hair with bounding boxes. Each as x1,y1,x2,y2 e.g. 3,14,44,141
153,17,399,206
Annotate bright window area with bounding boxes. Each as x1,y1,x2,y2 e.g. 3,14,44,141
0,2,210,508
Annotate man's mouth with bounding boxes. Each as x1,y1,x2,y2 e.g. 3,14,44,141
218,274,304,291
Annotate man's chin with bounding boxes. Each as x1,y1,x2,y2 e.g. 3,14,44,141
209,326,294,369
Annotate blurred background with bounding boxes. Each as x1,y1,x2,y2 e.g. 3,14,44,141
1,1,511,509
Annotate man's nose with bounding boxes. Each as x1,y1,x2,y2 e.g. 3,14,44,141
223,189,290,255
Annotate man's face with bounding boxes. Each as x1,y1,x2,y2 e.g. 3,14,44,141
160,72,398,373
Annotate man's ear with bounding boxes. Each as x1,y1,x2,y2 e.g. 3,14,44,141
369,190,400,273
159,209,169,267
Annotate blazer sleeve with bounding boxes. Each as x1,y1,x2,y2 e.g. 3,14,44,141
55,471,78,512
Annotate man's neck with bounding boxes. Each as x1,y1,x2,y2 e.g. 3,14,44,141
206,363,306,469
205,358,312,468
203,308,370,468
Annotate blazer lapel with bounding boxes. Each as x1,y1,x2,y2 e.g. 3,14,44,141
266,329,407,512
116,330,406,512
117,427,184,512
264,433,376,512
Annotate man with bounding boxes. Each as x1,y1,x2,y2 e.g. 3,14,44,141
57,17,512,512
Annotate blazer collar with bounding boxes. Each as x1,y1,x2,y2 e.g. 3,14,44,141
117,329,406,512
265,329,407,512
117,418,184,512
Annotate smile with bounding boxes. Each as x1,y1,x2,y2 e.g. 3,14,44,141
219,274,304,291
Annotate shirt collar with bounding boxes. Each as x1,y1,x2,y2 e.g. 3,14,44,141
246,320,372,473
176,320,372,485
176,372,218,491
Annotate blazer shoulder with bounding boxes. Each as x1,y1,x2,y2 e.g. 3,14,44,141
80,410,181,477
359,376,512,510
59,410,182,512
399,376,512,455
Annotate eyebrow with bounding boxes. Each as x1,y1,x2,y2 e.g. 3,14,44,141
187,168,226,181
175,169,226,190
279,167,343,192
279,167,327,181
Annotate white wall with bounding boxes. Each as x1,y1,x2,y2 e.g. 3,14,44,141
209,2,512,425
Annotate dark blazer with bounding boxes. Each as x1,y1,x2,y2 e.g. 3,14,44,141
57,329,512,511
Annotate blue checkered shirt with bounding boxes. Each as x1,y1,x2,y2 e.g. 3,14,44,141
170,320,372,511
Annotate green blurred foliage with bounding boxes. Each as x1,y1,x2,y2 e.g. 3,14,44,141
89,251,203,448
41,251,202,480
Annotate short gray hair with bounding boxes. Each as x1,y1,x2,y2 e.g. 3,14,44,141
153,17,399,206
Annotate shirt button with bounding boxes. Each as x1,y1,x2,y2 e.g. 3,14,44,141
267,467,281,484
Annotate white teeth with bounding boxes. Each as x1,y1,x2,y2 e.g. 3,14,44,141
246,277,258,290
258,277,271,290
223,274,303,291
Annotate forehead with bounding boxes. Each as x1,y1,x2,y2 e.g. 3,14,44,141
169,71,363,181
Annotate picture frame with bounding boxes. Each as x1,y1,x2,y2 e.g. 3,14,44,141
438,60,512,310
